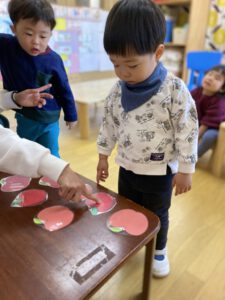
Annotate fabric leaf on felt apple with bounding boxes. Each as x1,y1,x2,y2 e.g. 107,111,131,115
0,175,31,192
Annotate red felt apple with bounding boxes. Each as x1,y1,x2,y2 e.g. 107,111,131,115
11,189,48,207
0,175,31,192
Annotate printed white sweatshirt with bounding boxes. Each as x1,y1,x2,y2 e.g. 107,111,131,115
97,73,198,175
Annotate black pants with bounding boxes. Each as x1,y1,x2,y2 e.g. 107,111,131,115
118,166,174,250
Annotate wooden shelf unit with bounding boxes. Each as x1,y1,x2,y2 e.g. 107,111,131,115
154,0,190,5
155,0,211,81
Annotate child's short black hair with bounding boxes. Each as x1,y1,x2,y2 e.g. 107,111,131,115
104,0,166,56
8,0,56,30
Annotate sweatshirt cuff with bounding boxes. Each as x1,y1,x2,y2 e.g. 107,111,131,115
38,153,69,181
178,162,196,174
0,90,21,110
97,147,112,156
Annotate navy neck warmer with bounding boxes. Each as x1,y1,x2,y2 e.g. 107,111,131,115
121,62,167,112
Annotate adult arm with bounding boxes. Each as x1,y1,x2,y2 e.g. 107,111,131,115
0,127,98,202
0,126,67,180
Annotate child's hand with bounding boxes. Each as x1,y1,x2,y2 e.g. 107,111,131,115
66,121,77,129
14,84,53,108
172,173,192,196
96,155,109,184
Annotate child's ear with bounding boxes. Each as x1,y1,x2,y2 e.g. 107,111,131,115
10,24,16,34
155,44,164,61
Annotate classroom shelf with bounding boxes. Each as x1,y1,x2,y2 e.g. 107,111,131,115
154,0,190,5
165,42,186,47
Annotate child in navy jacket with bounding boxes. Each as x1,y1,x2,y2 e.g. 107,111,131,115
0,0,78,157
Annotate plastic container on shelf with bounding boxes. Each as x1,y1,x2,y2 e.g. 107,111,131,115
172,25,188,44
165,16,174,43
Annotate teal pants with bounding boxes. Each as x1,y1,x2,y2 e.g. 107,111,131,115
16,113,60,158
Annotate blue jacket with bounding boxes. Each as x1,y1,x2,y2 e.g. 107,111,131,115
0,34,77,124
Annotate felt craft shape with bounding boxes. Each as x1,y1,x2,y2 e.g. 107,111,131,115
11,189,48,207
85,192,117,215
0,175,31,192
39,176,60,188
107,209,149,236
33,205,74,231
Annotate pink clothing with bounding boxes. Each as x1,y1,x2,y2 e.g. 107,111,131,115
191,87,225,129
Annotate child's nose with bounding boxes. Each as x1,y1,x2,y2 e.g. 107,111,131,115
32,36,39,44
118,66,130,78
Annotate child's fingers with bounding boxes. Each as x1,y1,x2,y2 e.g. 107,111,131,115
40,93,53,99
37,84,52,93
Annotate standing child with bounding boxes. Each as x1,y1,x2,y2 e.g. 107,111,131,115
96,0,198,278
191,65,225,157
0,0,78,157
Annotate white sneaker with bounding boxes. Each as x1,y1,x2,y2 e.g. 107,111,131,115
152,247,170,278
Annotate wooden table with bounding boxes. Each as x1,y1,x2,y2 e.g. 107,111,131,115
0,172,160,300
70,78,117,139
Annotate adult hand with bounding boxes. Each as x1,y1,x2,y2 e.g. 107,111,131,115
14,84,53,108
58,165,99,202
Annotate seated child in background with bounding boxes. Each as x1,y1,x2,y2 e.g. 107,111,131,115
191,65,225,157
96,0,198,278
0,0,77,157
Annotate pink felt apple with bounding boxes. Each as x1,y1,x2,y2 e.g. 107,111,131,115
107,209,149,236
85,192,117,215
34,205,74,231
39,176,60,188
0,175,31,192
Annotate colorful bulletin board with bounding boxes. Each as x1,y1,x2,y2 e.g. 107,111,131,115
0,0,113,74
205,0,225,55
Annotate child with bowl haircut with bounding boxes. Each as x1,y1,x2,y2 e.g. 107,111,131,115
0,0,77,157
96,0,198,278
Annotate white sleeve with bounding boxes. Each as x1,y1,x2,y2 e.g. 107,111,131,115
0,90,21,112
97,83,119,156
171,78,198,173
0,127,68,181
